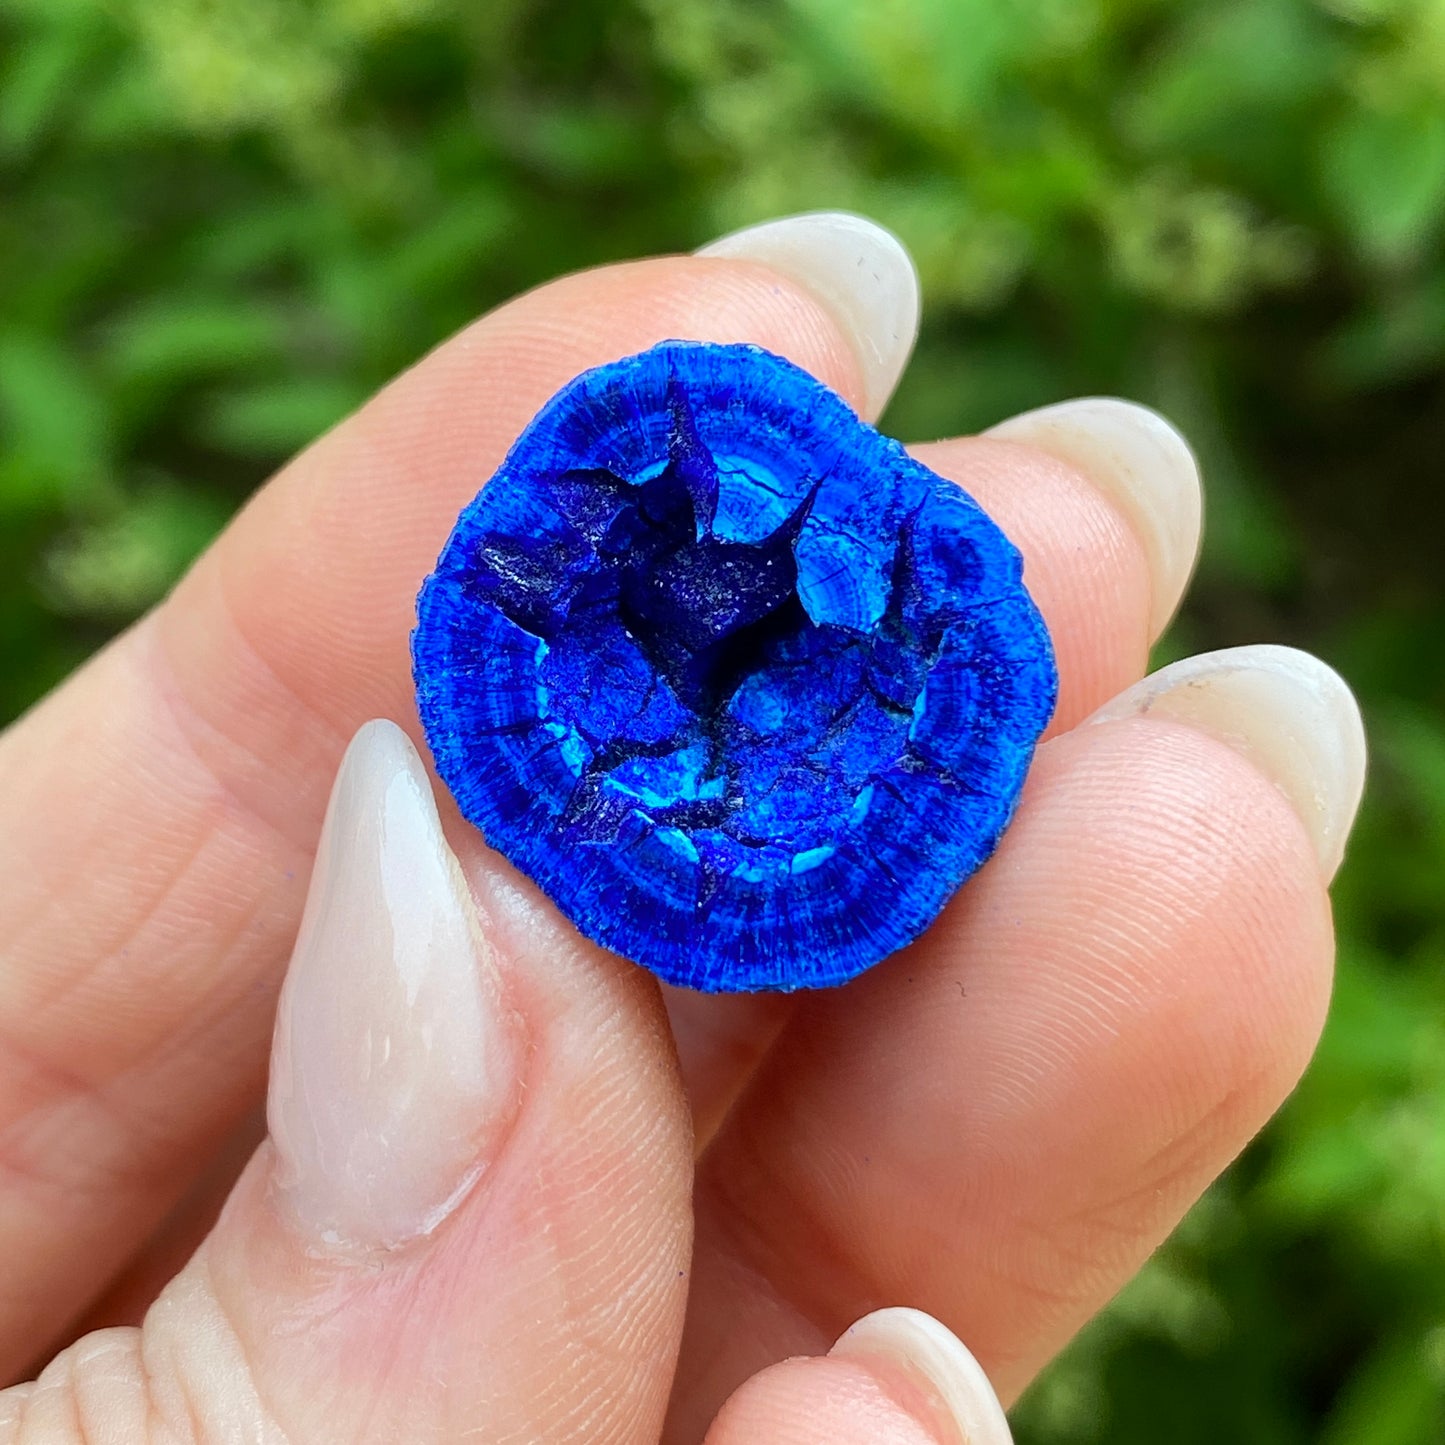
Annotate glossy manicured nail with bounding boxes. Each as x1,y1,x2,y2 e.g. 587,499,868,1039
697,210,920,419
1090,644,1367,880
268,720,521,1251
986,397,1203,638
831,1308,1013,1445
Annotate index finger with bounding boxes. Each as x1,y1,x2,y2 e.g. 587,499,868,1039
0,233,875,1377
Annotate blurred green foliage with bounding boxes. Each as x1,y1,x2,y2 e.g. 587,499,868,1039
2,0,1443,1436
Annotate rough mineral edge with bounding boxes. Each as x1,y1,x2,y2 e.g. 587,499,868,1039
413,341,1057,992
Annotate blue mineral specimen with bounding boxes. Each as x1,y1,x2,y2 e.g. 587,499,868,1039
412,341,1056,992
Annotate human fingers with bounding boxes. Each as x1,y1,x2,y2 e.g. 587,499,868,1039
56,407,1193,1305
667,645,1364,1437
0,721,693,1444
54,1112,265,1350
0,213,902,1376
705,1308,1013,1445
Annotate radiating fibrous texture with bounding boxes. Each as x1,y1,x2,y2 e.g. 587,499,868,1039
413,342,1057,992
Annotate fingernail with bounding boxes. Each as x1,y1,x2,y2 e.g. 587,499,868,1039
268,719,521,1251
1089,644,1367,880
831,1308,1013,1445
697,210,920,420
985,397,1203,639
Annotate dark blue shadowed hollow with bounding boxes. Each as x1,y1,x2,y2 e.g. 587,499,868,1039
412,341,1057,992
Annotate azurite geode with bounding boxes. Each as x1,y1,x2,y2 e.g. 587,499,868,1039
412,341,1057,992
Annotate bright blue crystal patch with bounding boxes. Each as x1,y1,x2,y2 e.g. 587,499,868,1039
412,341,1057,992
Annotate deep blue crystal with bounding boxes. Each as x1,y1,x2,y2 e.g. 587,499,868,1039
412,341,1057,992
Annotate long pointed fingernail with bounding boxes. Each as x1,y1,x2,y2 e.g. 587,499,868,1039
268,720,522,1251
831,1308,1014,1445
1090,644,1367,880
985,397,1203,639
697,210,920,420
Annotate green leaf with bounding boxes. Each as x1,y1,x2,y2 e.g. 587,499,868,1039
42,481,226,617
1320,278,1445,386
0,10,111,156
104,297,289,386
1123,0,1339,157
1320,101,1445,264
202,377,368,456
1319,1335,1445,1445
0,332,111,507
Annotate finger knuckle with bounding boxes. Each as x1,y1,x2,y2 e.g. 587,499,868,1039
0,1275,287,1445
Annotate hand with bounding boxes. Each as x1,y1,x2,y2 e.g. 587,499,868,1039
0,212,1363,1442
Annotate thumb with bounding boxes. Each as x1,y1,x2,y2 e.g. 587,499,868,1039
2,721,693,1443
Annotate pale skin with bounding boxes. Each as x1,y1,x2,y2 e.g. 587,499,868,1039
0,222,1359,1442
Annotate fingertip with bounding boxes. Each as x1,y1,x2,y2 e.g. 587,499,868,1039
993,714,1338,1157
704,1308,1012,1445
831,1309,1013,1445
1087,644,1367,881
985,396,1203,640
698,211,920,419
704,1355,948,1445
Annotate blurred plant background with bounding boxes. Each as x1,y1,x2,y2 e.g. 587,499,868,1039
1,0,1443,1436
